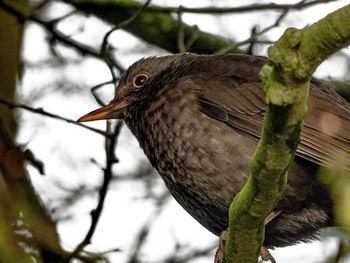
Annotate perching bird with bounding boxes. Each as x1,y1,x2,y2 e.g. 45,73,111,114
78,53,350,256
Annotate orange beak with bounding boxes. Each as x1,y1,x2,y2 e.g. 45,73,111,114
78,99,128,122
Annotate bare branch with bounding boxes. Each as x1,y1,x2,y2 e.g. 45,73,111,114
91,81,116,106
176,6,186,53
162,243,217,263
0,0,124,71
100,0,152,86
0,99,111,138
216,9,289,54
127,191,170,262
132,0,340,14
65,120,123,262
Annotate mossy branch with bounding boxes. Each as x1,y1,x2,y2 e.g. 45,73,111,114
0,0,25,137
224,4,350,263
65,0,240,54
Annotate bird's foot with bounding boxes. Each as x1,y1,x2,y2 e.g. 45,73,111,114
214,211,281,263
259,247,276,263
214,229,228,263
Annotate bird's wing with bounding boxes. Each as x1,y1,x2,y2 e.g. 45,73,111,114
196,77,350,171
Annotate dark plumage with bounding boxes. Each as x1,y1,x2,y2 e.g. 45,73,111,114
79,53,350,248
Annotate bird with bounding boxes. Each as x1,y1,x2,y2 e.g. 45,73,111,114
78,53,350,260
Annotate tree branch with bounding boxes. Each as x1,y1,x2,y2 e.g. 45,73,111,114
100,0,339,15
63,0,340,56
0,120,65,262
224,4,350,263
0,0,124,72
215,9,289,54
0,99,111,138
65,120,123,262
64,0,240,54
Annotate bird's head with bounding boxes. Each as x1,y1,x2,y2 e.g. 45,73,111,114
78,54,196,123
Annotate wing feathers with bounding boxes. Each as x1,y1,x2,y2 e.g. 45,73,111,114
197,79,350,171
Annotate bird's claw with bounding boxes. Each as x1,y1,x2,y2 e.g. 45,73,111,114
260,247,277,263
214,229,228,263
214,211,281,263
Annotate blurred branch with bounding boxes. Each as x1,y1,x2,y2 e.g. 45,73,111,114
0,120,64,262
176,6,200,54
23,57,83,69
127,191,170,263
100,0,152,86
325,239,350,262
320,161,350,262
0,1,92,55
0,172,35,263
3,0,336,60
64,0,239,54
0,98,111,138
176,6,186,53
0,0,25,138
216,9,289,54
104,0,339,15
162,243,217,263
63,0,340,54
0,0,124,71
65,120,123,262
0,0,66,261
91,81,116,106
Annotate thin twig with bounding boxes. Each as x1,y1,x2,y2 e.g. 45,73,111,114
99,0,152,87
64,121,123,262
215,9,289,54
0,99,111,138
177,6,186,53
0,0,124,72
100,0,152,53
162,243,217,263
49,10,79,25
90,80,116,107
130,0,339,14
65,4,154,257
246,26,258,55
185,25,200,51
126,192,170,263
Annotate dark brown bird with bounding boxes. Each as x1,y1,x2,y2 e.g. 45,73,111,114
79,54,350,250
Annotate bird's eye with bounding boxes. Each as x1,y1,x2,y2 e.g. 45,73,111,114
132,73,149,89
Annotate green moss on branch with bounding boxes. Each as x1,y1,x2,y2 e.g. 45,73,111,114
65,0,238,54
224,4,350,263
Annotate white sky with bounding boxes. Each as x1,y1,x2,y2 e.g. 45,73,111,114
18,0,350,262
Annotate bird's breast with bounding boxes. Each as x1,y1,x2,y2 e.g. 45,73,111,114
127,90,257,204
